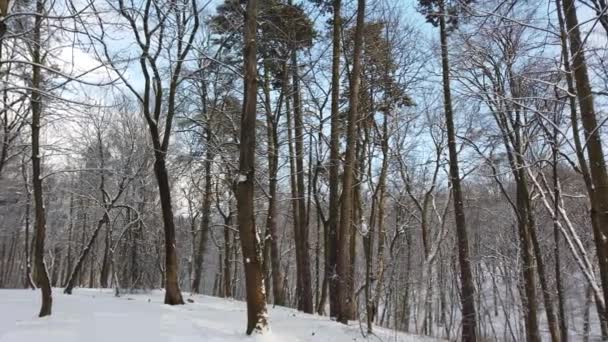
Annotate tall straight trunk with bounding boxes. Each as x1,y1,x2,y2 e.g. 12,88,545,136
237,0,268,334
560,0,608,327
363,123,374,333
327,0,342,319
191,137,213,294
373,109,389,310
285,76,304,308
31,0,52,316
437,5,477,341
290,45,313,314
556,0,603,332
336,0,365,324
263,64,285,306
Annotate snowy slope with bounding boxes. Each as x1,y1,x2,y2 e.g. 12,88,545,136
0,289,441,342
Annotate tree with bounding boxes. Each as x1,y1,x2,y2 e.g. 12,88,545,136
91,0,201,305
336,0,365,324
560,0,608,329
30,0,51,317
236,0,269,334
418,0,477,340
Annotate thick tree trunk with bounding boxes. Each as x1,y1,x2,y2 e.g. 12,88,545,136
560,0,608,329
237,0,269,334
336,0,365,324
438,5,477,341
153,154,184,305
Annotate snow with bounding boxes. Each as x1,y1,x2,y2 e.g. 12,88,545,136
0,289,441,342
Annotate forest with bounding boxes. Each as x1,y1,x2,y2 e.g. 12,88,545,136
1,0,608,341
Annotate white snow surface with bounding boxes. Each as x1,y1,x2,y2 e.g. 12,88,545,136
0,289,441,342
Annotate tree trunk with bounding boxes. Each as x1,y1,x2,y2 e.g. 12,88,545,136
560,0,608,329
263,64,285,306
237,0,269,334
22,161,35,289
336,0,365,324
31,0,52,316
223,213,232,298
438,4,477,340
191,140,213,294
285,81,305,310
100,223,111,288
327,0,342,320
153,153,184,305
290,37,313,314
552,122,568,342
64,214,107,294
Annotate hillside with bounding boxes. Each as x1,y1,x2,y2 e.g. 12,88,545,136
0,289,441,342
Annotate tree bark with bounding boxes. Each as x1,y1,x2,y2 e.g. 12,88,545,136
336,0,365,324
31,0,52,316
438,3,477,340
153,153,184,305
560,0,608,329
263,63,285,306
327,0,342,320
237,0,269,334
290,40,313,314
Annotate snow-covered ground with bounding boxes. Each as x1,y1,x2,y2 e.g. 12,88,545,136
0,289,441,342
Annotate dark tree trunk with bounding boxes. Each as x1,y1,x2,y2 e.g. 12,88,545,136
99,223,111,288
31,0,52,316
237,0,269,334
560,0,608,328
153,153,184,305
438,4,477,341
327,0,342,320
